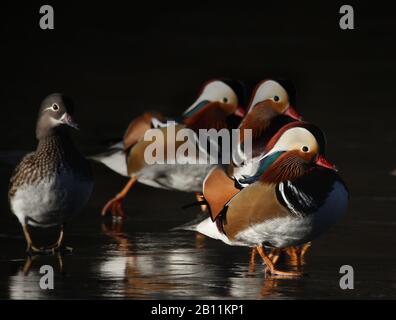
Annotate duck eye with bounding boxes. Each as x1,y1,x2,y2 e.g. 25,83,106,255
302,146,309,152
222,97,228,103
273,95,280,102
52,103,59,111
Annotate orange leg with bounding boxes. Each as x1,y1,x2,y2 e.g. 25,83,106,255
300,242,311,260
250,247,281,273
195,192,207,212
256,246,301,277
249,247,257,272
264,248,281,273
285,247,299,266
101,177,137,218
284,242,311,267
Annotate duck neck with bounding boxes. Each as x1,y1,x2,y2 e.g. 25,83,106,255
36,127,77,159
238,115,295,160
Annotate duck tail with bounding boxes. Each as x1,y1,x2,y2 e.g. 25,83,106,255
170,214,208,232
89,141,129,177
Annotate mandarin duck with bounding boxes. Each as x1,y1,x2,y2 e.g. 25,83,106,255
92,79,247,218
202,79,312,266
9,94,93,254
185,122,349,276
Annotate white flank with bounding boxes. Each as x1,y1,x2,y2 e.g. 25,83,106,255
235,215,313,248
91,149,128,177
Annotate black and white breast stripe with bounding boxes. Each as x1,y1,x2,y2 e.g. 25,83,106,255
276,167,346,217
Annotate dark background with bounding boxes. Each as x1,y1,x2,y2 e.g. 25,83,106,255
1,1,395,192
0,1,396,299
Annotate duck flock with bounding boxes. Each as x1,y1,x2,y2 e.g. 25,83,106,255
8,78,349,277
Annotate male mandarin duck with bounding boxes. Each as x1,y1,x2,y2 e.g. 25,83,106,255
92,79,247,218
8,94,93,254
185,122,349,276
202,79,311,267
203,79,302,223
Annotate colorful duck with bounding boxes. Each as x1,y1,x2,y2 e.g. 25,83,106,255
91,79,247,218
201,79,310,268
184,122,349,276
203,79,301,221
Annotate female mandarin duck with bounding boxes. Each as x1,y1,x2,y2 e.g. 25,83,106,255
9,94,93,254
92,79,247,218
187,122,349,276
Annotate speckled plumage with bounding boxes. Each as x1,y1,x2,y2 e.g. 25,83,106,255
9,94,93,232
9,132,92,195
9,131,93,227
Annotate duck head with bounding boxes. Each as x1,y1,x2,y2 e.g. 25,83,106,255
182,79,247,130
258,122,336,184
239,79,301,137
36,93,78,139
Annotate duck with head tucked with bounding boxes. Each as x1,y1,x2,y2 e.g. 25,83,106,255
92,79,247,219
203,79,302,222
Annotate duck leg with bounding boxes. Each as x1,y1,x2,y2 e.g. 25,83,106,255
284,242,311,267
285,246,299,266
195,192,207,212
57,253,66,274
22,254,39,275
101,176,137,218
268,248,281,265
299,242,311,264
264,248,281,273
250,247,280,272
22,224,43,255
256,246,301,277
249,247,257,272
45,224,73,253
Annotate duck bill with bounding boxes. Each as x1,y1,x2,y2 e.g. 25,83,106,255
61,113,79,130
284,105,302,120
315,155,337,171
234,106,245,118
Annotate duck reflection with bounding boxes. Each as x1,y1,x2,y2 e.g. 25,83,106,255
98,223,222,298
9,253,65,299
22,253,65,276
98,221,309,299
230,248,307,299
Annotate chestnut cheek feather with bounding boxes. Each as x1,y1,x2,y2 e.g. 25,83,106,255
239,112,269,143
260,152,307,184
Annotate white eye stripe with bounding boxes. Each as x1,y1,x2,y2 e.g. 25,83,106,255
43,103,60,112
